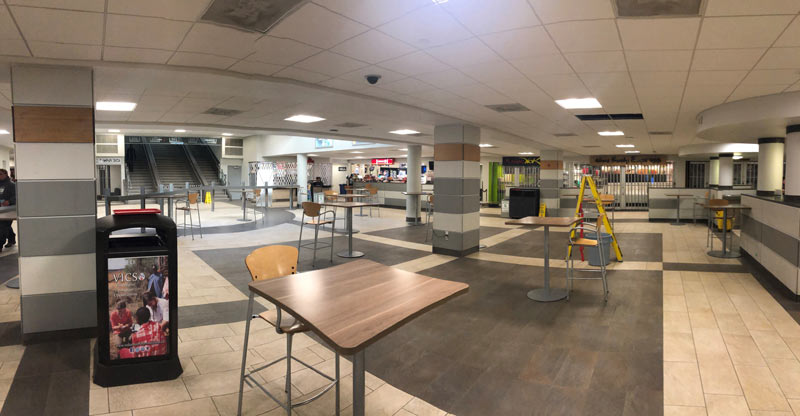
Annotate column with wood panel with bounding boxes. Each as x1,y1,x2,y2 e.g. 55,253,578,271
539,150,562,216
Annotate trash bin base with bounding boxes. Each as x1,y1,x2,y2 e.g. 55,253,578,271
93,351,183,387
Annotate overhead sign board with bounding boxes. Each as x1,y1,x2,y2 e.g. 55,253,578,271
502,156,540,166
590,154,666,165
371,158,394,165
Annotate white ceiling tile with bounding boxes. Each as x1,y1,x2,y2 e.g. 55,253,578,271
28,41,101,60
529,0,614,24
532,73,590,98
775,18,800,47
625,50,693,71
0,8,22,40
442,0,540,35
339,65,406,84
270,3,368,49
127,111,164,122
250,36,321,66
697,16,793,49
686,70,748,87
481,26,559,60
273,67,331,84
378,78,434,94
95,111,130,122
512,54,572,77
11,7,103,44
136,95,182,112
728,84,787,101
330,30,415,64
6,0,104,12
680,86,734,112
630,71,687,90
229,60,284,77
169,97,223,113
445,83,509,105
617,18,700,50
427,38,500,67
414,69,475,88
168,52,237,70
0,39,29,56
103,47,173,64
740,69,800,85
378,5,473,48
546,20,621,53
187,113,228,124
461,60,525,83
705,0,800,16
105,14,192,50
108,0,210,21
158,112,194,123
318,77,369,92
378,51,449,76
313,0,429,27
179,23,259,59
691,48,765,70
215,96,263,111
564,51,627,73
756,47,800,69
294,51,367,77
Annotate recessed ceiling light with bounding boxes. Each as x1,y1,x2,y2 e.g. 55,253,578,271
308,154,319,156
625,150,640,154
351,151,363,154
555,98,602,109
0,129,8,135
96,101,137,111
479,144,493,148
108,129,121,133
222,133,233,136
598,131,624,136
432,0,448,4
389,129,419,135
615,144,635,148
733,155,743,160
285,114,325,123
174,129,187,133
518,152,534,155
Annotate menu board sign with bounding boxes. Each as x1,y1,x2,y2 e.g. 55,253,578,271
591,154,666,165
372,158,394,165
502,156,540,166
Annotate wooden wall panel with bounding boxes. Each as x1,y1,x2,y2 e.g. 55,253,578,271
13,106,94,143
434,143,480,162
540,160,564,170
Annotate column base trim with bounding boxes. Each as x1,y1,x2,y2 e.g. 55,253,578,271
785,195,800,203
432,245,479,257
405,217,422,223
717,185,733,190
757,190,778,196
22,326,96,345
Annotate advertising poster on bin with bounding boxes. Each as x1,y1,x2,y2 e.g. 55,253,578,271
107,256,170,361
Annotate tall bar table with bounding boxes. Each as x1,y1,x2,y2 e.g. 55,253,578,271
704,204,751,258
666,193,694,226
322,201,378,258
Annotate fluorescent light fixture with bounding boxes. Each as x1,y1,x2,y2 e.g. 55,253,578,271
432,0,448,4
625,150,640,154
555,98,601,109
285,114,325,123
0,129,8,135
479,144,493,148
733,155,743,160
615,144,635,148
174,129,187,133
108,129,121,133
222,133,233,136
389,129,419,135
308,154,319,156
519,152,534,155
96,101,137,111
351,151,363,154
598,131,624,136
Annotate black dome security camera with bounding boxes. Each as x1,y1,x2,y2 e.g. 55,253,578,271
365,74,382,85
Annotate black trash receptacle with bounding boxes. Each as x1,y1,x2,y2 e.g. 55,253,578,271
509,188,540,219
94,210,182,387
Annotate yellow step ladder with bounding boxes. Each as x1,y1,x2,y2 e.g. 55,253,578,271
568,175,623,262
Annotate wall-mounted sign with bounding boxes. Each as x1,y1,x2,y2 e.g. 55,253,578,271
96,157,123,165
315,138,333,148
502,156,540,166
372,158,394,165
338,166,347,171
590,154,666,165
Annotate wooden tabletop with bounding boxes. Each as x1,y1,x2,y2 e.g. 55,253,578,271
322,201,380,209
702,204,752,209
336,194,367,198
248,259,469,355
402,191,432,196
582,196,614,204
506,216,580,227
666,194,696,197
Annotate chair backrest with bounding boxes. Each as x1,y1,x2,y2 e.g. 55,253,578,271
323,190,337,202
596,213,605,234
253,189,261,197
369,187,378,195
599,194,613,204
245,245,298,282
302,201,322,217
187,193,199,204
428,194,434,204
708,198,728,207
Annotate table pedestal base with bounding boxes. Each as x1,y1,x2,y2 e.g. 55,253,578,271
527,287,567,302
338,250,364,258
707,250,742,258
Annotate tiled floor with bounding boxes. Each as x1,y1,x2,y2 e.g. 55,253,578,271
3,204,800,415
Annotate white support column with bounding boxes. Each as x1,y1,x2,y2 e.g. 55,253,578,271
718,153,733,190
786,126,800,202
405,144,422,223
709,157,719,188
296,153,307,202
757,137,785,196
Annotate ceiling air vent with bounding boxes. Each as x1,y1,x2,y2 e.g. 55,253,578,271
201,0,306,33
575,113,644,121
335,122,367,128
583,145,601,148
615,0,701,17
553,132,577,137
204,107,242,116
486,103,530,113
649,131,673,135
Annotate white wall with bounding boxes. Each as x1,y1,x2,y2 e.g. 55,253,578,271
0,146,11,171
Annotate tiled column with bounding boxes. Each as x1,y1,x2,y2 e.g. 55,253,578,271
432,124,480,257
405,144,421,223
757,137,784,196
709,156,719,188
718,153,733,190
786,126,800,202
12,64,97,338
539,150,562,216
297,153,307,202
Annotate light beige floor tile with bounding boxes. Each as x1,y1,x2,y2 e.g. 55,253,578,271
192,349,264,375
211,388,281,416
698,357,742,395
665,311,693,334
735,365,792,412
0,345,24,362
403,397,447,416
664,405,708,416
714,313,750,335
767,358,800,399
93,412,132,416
788,398,800,414
749,411,793,415
665,332,697,362
685,291,711,312
225,328,284,351
179,337,234,358
690,310,719,329
0,360,19,380
664,295,688,313
362,383,413,416
705,394,749,416
180,324,237,342
130,397,219,416
724,334,768,367
90,388,109,415
750,330,795,359
683,281,705,294
183,368,251,399
664,362,705,407
693,327,728,361
108,378,191,412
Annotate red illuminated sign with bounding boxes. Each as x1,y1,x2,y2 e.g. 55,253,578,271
371,158,394,165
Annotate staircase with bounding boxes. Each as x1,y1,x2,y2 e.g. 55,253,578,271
188,145,221,186
126,144,156,194
150,144,201,188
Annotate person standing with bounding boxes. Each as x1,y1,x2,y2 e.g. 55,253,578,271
0,169,16,251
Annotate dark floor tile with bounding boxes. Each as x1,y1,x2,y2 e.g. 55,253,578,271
580,388,627,416
622,385,662,416
1,375,49,416
43,369,89,416
0,253,18,284
0,321,21,346
553,348,598,389
536,386,586,416
518,346,569,385
589,352,629,392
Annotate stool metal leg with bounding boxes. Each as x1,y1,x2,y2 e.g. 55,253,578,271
335,353,340,416
237,292,255,416
330,214,336,263
286,333,293,415
196,205,203,238
189,209,194,241
298,214,305,251
312,225,319,268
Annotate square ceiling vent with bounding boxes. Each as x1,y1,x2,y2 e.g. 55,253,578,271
204,107,242,116
201,0,307,33
616,0,702,17
486,103,530,113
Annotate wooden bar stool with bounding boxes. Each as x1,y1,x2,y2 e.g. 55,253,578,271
247,189,265,225
566,214,609,301
298,202,336,267
425,195,434,242
238,245,339,416
175,192,202,240
707,198,731,249
367,187,381,217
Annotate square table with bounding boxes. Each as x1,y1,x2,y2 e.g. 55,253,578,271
242,259,469,416
505,216,580,302
322,201,379,258
666,194,695,226
703,204,751,258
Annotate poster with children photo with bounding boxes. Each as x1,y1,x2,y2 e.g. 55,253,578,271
107,256,170,361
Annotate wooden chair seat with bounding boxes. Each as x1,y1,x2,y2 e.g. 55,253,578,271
257,309,306,334
305,218,334,225
572,237,598,247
